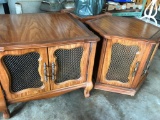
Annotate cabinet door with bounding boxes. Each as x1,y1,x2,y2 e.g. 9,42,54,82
0,48,49,101
48,43,90,90
99,36,147,88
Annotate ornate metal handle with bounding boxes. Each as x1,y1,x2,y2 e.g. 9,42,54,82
132,62,140,77
52,63,55,80
44,63,48,82
44,62,55,81
144,61,151,74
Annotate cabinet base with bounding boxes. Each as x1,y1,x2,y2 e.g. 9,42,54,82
95,84,136,96
8,83,88,104
95,74,147,96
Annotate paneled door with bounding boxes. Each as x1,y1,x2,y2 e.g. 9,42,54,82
0,48,49,101
48,43,90,90
99,36,147,88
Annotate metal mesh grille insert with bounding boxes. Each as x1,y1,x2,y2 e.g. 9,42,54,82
55,47,83,83
3,52,43,92
106,43,139,83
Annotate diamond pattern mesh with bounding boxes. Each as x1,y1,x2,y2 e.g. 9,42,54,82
106,43,139,83
55,47,83,83
142,45,156,75
3,52,43,92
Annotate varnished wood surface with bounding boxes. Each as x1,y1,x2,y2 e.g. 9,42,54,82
0,84,10,118
86,16,160,42
0,48,50,100
95,73,148,96
7,83,86,103
0,13,98,51
84,43,97,97
87,15,160,95
150,29,160,42
0,43,97,103
95,83,136,96
99,36,147,88
48,43,90,90
0,13,99,118
0,42,95,101
61,8,112,23
131,43,159,88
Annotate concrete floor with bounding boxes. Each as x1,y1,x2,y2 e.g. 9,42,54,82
0,49,159,120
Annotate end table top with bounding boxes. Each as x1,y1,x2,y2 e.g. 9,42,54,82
86,16,160,42
0,13,99,51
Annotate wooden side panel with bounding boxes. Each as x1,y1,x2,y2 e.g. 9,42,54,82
48,42,90,90
0,48,49,101
131,42,159,88
99,36,147,88
96,39,108,83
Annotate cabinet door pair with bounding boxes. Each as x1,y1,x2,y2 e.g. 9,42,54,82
0,43,90,102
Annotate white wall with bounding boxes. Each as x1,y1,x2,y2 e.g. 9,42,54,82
8,0,17,14
0,4,4,14
8,0,65,14
8,0,43,14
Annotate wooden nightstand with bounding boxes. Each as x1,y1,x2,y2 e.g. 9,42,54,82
0,13,99,118
86,16,160,96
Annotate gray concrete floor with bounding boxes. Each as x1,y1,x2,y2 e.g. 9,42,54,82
0,50,160,120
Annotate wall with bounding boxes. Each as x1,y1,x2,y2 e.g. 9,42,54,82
8,0,43,14
0,4,4,14
2,0,160,14
8,0,65,14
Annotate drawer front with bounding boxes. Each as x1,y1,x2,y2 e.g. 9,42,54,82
48,43,90,90
0,48,49,100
